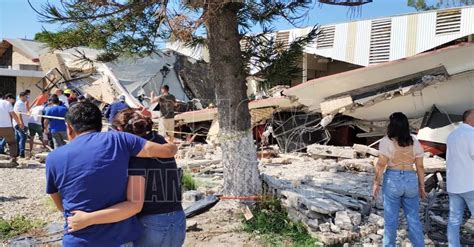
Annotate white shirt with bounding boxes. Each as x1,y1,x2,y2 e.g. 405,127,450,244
0,99,13,128
29,105,44,125
12,100,29,127
378,135,424,166
446,123,474,194
58,95,69,108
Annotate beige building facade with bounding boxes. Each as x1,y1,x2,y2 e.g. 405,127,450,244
0,39,46,98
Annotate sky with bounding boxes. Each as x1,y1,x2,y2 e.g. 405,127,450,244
0,0,464,40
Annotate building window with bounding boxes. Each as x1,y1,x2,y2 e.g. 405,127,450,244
0,76,16,96
317,26,336,49
369,18,391,64
276,31,290,49
436,9,461,35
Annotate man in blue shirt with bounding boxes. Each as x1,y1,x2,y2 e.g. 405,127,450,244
46,102,178,246
105,95,129,123
44,95,68,149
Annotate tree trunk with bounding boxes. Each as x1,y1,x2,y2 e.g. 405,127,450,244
206,1,261,197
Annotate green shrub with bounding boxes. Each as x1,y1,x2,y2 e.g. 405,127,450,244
43,196,57,212
0,216,45,240
242,197,319,246
181,170,197,191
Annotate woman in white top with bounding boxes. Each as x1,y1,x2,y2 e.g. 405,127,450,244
372,112,427,247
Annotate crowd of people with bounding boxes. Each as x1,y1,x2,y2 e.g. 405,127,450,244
0,85,184,246
0,88,83,161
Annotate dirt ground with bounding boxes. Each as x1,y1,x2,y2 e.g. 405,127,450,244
184,202,262,247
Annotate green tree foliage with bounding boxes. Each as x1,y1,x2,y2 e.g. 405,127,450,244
407,0,474,10
31,1,317,82
34,25,108,50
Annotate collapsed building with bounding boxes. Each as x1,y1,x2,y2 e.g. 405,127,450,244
171,6,474,154
168,8,474,244
1,7,473,151
0,38,213,116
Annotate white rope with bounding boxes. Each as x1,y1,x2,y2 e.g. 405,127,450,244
16,111,66,121
15,112,213,136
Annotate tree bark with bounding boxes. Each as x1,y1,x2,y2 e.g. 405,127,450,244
205,1,261,197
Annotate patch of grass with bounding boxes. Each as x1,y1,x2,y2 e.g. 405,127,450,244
0,216,45,240
42,196,57,212
181,170,197,191
242,197,319,246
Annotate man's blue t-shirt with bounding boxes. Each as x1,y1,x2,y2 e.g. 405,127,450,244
105,101,129,123
45,131,147,246
45,105,68,133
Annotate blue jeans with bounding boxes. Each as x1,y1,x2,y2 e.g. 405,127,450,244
0,137,5,154
382,170,424,247
134,211,186,247
14,125,28,157
448,191,474,247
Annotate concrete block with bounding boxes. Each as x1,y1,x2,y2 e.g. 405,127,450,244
330,223,341,233
347,211,362,226
183,190,204,202
307,144,355,159
353,144,379,157
281,190,301,208
319,222,331,232
0,160,18,168
307,219,319,229
320,95,353,115
368,213,384,228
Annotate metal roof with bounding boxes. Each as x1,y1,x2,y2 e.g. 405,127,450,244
3,38,50,60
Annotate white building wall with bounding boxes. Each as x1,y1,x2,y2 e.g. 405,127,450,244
12,47,38,67
331,23,348,62
389,16,408,61
461,7,474,37
353,20,371,66
307,6,474,67
415,11,437,53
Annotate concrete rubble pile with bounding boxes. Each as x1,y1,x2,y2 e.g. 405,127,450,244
259,143,469,246
177,141,473,245
3,140,472,245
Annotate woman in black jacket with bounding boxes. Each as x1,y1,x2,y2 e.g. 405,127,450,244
67,109,185,247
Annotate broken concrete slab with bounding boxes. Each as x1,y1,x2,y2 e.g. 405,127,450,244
423,156,446,173
368,213,384,228
334,211,353,230
0,160,19,168
34,153,49,163
347,210,362,226
307,144,356,159
352,144,379,157
339,158,375,172
319,222,331,232
179,159,222,169
307,219,319,229
183,190,205,203
304,197,346,215
280,190,301,208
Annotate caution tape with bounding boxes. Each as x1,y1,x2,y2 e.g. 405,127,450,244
218,195,261,201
